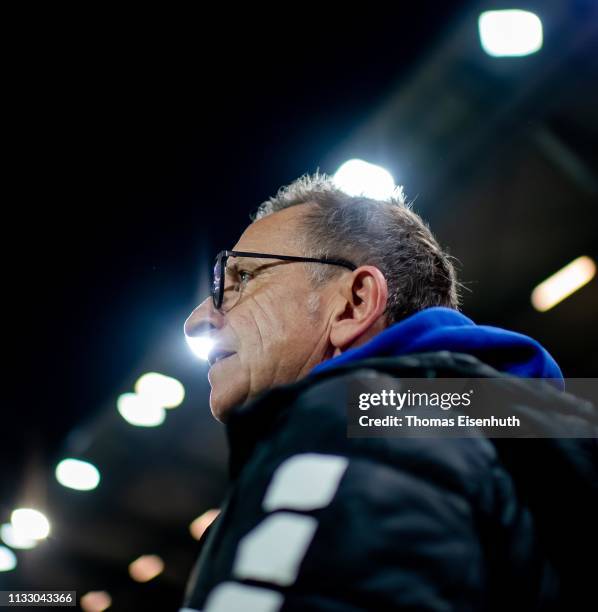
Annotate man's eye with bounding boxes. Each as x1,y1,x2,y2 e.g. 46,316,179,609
238,270,253,284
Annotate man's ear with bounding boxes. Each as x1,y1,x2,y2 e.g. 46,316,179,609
329,265,389,352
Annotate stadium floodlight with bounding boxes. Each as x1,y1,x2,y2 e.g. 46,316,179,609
478,9,543,57
333,159,396,199
186,334,214,361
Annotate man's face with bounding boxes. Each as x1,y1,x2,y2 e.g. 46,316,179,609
185,205,336,422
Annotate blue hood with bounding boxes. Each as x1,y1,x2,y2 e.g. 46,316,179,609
311,307,563,389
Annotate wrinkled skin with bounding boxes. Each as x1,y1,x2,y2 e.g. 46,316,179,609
184,204,388,422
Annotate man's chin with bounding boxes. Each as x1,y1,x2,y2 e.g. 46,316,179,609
209,387,247,423
207,358,248,422
209,397,231,423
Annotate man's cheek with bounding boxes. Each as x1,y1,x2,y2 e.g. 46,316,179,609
259,290,295,336
240,299,273,340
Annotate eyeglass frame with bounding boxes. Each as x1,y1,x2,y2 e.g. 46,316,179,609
212,249,358,311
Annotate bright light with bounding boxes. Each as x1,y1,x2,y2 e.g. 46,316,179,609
55,458,101,491
10,508,50,540
0,546,17,572
80,591,112,612
189,508,220,541
117,393,166,427
333,159,396,199
135,372,185,409
478,10,543,57
532,256,596,312
186,334,214,361
128,554,164,583
0,523,37,550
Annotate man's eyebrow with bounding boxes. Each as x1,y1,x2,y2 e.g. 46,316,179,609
227,258,266,271
228,258,256,269
227,258,281,273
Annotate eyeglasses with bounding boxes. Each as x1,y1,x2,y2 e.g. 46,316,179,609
212,249,357,311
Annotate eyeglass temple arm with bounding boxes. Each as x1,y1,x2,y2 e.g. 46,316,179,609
224,250,357,271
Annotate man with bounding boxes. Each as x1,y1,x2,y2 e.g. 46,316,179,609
182,173,596,611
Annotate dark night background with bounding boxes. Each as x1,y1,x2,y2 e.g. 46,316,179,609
3,1,597,610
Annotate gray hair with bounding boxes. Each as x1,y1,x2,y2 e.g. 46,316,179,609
253,172,460,324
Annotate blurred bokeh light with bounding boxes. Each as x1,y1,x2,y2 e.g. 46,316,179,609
135,372,185,409
55,458,101,491
189,509,220,541
128,554,165,583
0,523,37,550
10,508,50,541
80,591,112,612
531,256,596,312
117,392,166,427
0,546,17,572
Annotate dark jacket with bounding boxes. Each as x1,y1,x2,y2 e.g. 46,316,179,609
182,351,597,611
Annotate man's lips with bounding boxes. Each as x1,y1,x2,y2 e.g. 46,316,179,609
207,349,237,367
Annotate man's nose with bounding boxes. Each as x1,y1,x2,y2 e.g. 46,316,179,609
184,297,224,338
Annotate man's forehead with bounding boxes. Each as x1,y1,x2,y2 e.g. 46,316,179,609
232,205,309,252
